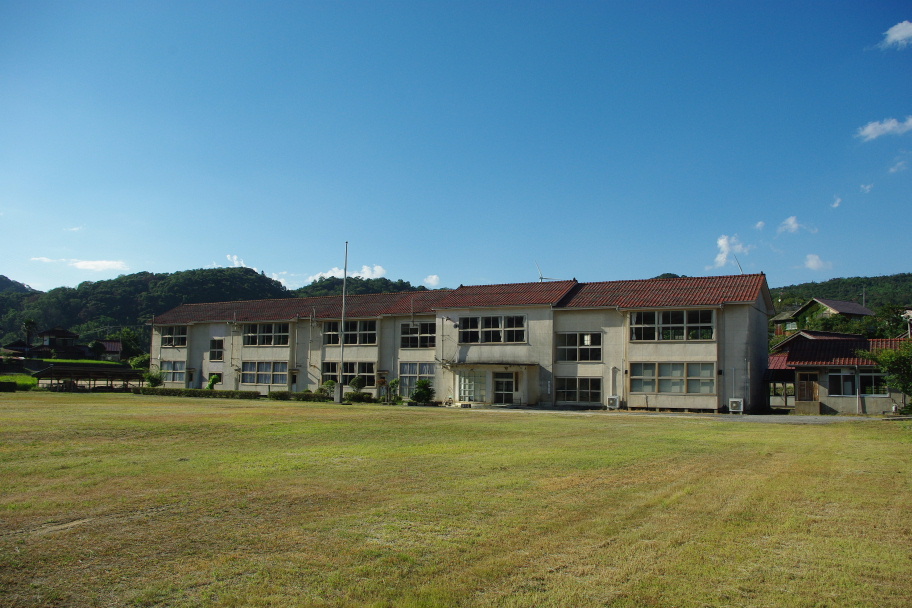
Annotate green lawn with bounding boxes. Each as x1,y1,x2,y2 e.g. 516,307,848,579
1,393,910,607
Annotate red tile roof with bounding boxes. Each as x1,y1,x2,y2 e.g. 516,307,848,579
152,274,772,324
561,274,770,309
773,336,909,368
434,281,578,309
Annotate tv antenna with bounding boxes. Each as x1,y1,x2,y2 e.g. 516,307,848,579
535,262,561,282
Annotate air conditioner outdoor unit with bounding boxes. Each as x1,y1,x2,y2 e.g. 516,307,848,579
606,396,620,410
728,398,744,414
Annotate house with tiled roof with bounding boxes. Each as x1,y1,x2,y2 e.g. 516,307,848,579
150,273,774,412
772,298,874,336
768,330,908,414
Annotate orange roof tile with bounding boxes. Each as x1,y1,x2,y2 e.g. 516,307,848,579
562,274,769,309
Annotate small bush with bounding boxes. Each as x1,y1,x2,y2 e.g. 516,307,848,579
344,392,374,403
267,391,293,401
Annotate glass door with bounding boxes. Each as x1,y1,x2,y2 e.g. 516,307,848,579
493,372,515,404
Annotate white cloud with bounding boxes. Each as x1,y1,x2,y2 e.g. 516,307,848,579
754,221,765,230
890,160,908,173
709,235,751,269
831,196,841,208
880,20,912,49
804,254,831,271
226,254,252,269
860,183,874,193
31,257,128,271
65,225,85,232
307,264,387,283
856,116,912,141
423,274,441,287
777,216,801,234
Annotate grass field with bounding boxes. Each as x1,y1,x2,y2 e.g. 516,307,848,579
1,393,911,607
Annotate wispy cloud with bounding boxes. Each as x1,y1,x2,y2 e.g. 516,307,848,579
880,20,912,50
860,183,874,193
777,216,801,234
224,254,293,287
890,160,908,173
307,264,387,283
65,225,85,232
31,257,128,271
754,221,765,230
423,274,441,287
831,196,841,209
804,254,831,271
709,235,751,269
856,116,912,141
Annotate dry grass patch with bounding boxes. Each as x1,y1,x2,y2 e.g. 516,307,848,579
1,392,911,607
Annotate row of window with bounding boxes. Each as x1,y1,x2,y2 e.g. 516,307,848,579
162,309,716,353
630,362,716,394
828,371,887,396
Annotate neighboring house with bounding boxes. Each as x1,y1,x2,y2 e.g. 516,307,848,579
29,328,90,360
150,273,774,413
768,330,908,414
99,340,124,361
773,298,874,336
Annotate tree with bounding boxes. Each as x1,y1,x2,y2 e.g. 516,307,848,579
348,375,365,394
411,379,435,404
87,340,107,360
859,341,912,409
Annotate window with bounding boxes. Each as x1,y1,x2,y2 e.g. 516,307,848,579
828,370,856,396
209,339,223,361
860,372,888,396
630,362,715,394
323,361,375,386
160,360,186,382
556,332,602,362
459,316,526,343
243,323,289,346
459,371,487,401
630,310,715,341
399,362,435,397
241,361,288,385
401,322,436,348
323,321,339,345
161,326,187,347
344,320,377,345
556,377,602,403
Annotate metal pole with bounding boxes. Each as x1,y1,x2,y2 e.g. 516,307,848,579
338,241,348,402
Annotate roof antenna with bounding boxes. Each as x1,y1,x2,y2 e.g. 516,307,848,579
732,254,744,274
535,261,560,282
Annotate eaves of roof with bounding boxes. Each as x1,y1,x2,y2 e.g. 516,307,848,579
560,274,770,310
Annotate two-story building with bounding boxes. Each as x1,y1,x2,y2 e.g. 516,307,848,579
150,273,773,412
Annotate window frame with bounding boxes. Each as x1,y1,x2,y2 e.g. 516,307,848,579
400,322,436,348
630,362,716,394
160,360,186,382
243,323,289,346
160,326,187,347
241,361,288,385
629,310,715,342
459,315,526,344
399,362,436,397
555,377,602,403
209,338,224,361
556,332,602,362
323,361,376,386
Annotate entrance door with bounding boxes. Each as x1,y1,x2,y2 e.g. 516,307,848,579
797,372,818,401
493,372,515,404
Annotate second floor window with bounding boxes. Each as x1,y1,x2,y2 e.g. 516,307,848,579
459,315,526,344
209,339,223,361
160,326,187,347
344,320,377,345
243,323,289,346
401,322,436,348
630,310,714,341
556,332,602,361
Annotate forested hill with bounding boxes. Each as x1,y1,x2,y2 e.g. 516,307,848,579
0,268,289,345
0,269,430,346
770,273,912,312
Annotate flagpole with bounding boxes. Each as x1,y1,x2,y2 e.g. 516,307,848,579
338,241,348,402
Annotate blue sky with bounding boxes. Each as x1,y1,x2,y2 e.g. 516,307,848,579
1,1,910,293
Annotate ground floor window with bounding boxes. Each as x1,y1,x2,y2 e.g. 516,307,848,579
828,370,889,396
161,360,185,382
556,377,602,403
630,362,715,394
399,362,435,397
459,371,486,402
860,372,888,396
323,361,376,387
828,370,856,396
241,361,288,385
